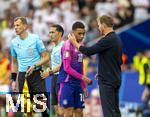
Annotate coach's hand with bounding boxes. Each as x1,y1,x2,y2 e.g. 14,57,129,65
68,33,80,49
94,73,99,80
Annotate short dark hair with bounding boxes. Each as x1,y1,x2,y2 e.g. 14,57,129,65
72,21,85,31
51,24,64,37
14,17,28,24
97,15,114,27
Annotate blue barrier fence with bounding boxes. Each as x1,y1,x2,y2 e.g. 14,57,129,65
119,71,144,104
46,71,144,104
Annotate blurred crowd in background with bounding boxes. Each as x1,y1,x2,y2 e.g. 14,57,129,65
0,0,150,117
0,0,149,51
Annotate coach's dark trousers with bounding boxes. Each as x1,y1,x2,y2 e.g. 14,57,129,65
99,81,121,117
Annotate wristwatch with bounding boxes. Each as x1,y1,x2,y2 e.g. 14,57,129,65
34,64,37,69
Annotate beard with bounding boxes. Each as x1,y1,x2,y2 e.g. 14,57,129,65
51,38,57,42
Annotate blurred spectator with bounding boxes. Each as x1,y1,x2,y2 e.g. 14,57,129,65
77,0,86,10
32,13,49,41
132,0,149,21
81,4,97,25
17,0,29,16
95,0,117,16
125,0,135,24
139,50,150,85
148,1,150,13
1,21,15,49
60,1,78,34
27,0,36,11
78,0,97,11
42,2,59,24
26,9,35,33
121,53,128,71
114,4,128,29
141,87,150,117
122,53,128,65
83,57,90,76
85,55,98,95
84,19,100,44
87,55,98,74
0,49,10,91
114,0,135,29
0,9,13,31
84,88,103,117
133,49,150,117
133,50,144,71
9,1,20,19
0,0,10,19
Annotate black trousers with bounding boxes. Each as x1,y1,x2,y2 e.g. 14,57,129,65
18,69,49,117
18,69,46,93
51,74,59,105
99,82,121,117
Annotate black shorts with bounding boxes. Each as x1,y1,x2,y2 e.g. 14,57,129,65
18,69,47,93
51,74,59,105
17,69,50,115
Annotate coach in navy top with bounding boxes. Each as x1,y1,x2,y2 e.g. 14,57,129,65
68,15,123,117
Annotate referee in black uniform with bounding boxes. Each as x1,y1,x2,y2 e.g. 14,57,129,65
68,15,123,117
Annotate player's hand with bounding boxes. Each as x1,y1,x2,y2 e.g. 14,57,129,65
95,73,99,80
40,71,49,79
26,66,35,77
11,81,17,92
141,87,149,101
82,76,92,85
83,88,88,98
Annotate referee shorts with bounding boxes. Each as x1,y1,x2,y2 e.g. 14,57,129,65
18,69,47,93
51,74,59,105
